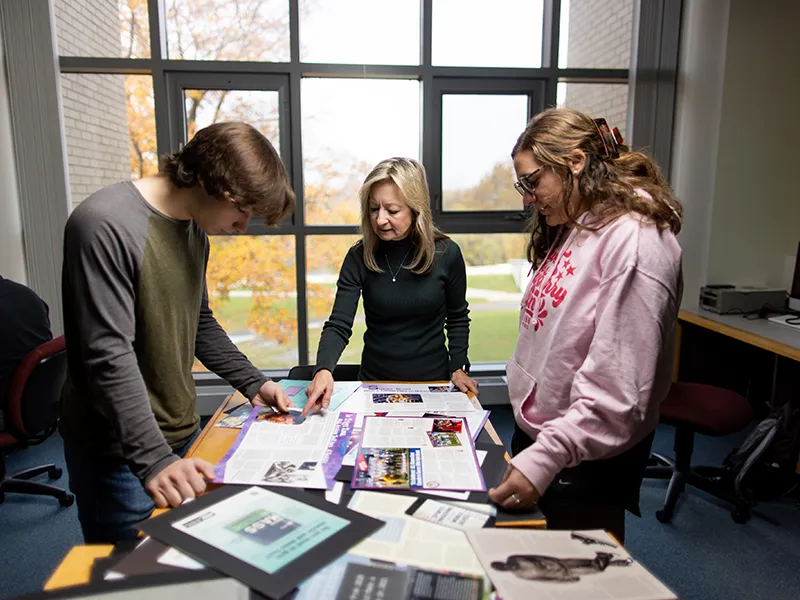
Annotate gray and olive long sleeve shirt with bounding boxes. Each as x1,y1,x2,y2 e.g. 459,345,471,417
59,181,267,485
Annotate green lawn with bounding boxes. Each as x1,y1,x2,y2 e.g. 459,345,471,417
206,296,520,369
468,274,520,293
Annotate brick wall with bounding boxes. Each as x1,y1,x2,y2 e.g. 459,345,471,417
53,0,130,209
563,0,633,137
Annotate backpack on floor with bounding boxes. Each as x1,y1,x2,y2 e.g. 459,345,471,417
724,400,800,503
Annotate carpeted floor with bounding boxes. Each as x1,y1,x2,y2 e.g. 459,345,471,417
1,408,799,600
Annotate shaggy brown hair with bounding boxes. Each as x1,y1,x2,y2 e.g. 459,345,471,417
160,122,295,226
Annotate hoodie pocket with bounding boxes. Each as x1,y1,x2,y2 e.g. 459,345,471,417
506,357,538,419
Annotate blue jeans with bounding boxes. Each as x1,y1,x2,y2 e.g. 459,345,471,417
64,428,200,544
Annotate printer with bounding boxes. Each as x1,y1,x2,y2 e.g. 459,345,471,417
699,285,787,315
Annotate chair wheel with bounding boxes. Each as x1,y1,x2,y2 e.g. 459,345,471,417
48,467,63,480
656,509,672,524
59,493,75,508
731,508,749,524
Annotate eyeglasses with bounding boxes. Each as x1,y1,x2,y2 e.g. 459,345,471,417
513,167,543,196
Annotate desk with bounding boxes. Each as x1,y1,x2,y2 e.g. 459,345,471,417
45,388,508,590
677,307,800,473
678,307,800,362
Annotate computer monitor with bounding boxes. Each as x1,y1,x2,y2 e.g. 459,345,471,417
790,241,800,312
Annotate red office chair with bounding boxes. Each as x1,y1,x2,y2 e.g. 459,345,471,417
646,382,753,524
0,335,74,506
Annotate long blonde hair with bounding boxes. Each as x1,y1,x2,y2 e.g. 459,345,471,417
359,157,446,274
511,107,683,266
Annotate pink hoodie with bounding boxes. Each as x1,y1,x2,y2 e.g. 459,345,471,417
507,211,683,495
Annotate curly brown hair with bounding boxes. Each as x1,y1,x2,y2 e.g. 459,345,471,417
511,107,682,267
159,122,295,226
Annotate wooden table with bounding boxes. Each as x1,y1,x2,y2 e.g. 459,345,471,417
44,388,509,590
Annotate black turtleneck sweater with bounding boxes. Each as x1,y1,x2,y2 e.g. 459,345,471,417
314,236,471,381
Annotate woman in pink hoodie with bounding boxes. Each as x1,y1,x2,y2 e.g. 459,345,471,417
488,108,683,543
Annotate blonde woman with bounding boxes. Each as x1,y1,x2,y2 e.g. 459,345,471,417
302,158,478,414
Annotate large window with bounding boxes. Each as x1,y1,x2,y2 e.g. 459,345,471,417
56,0,637,374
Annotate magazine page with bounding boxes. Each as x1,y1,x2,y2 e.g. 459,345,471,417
171,487,351,575
347,491,487,578
466,529,678,600
362,389,478,413
294,553,488,600
214,408,356,489
361,383,455,394
280,379,362,412
352,416,485,491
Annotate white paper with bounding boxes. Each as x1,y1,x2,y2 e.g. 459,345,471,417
411,499,491,531
325,481,344,505
467,529,677,600
216,410,355,489
157,547,206,570
362,389,478,413
347,490,486,577
415,450,487,500
353,416,485,491
443,501,497,517
376,409,489,441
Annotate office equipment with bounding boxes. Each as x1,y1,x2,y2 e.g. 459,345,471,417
0,336,73,507
699,285,786,314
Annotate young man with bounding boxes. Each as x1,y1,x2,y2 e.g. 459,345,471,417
60,122,296,543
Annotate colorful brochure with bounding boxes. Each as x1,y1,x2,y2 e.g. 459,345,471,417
214,407,356,489
352,416,486,492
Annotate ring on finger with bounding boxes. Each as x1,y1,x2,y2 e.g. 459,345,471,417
511,493,521,505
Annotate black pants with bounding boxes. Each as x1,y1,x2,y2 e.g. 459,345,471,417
511,424,655,545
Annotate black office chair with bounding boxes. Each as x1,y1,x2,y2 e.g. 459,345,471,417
287,364,362,381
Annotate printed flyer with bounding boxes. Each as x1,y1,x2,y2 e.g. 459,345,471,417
214,408,356,489
352,416,485,492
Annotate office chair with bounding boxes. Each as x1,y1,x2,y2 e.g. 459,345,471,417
287,364,362,381
646,382,753,524
0,335,74,507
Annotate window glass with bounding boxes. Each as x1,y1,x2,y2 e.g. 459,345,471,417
196,235,298,371
442,94,528,212
300,0,420,65
558,0,635,69
449,233,529,364
60,74,156,210
557,83,629,140
433,0,544,67
306,235,365,366
54,0,150,58
302,79,420,225
166,0,290,61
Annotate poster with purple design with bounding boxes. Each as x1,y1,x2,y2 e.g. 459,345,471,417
214,408,356,490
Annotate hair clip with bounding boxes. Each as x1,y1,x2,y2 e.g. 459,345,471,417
612,127,624,146
593,118,620,159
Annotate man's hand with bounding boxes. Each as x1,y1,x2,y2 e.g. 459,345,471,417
488,464,541,510
302,369,334,416
145,458,215,508
451,369,479,395
252,380,294,412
